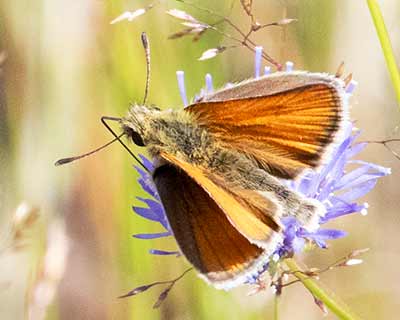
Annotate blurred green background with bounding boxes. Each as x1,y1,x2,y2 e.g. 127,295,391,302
0,1,399,319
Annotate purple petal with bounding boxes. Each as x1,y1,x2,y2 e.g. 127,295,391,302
137,197,163,211
296,172,316,195
317,132,353,183
134,165,148,180
316,180,335,201
321,203,365,222
285,61,294,72
136,197,164,212
335,164,375,190
139,154,155,171
316,229,348,239
282,216,298,229
176,70,188,106
149,249,180,256
133,231,172,239
336,179,378,203
133,206,161,222
254,46,262,78
314,239,327,248
308,122,354,194
136,171,160,200
306,139,350,197
335,173,386,192
292,237,306,253
301,228,347,241
345,80,358,94
348,160,391,175
327,151,348,182
136,197,168,229
205,73,213,93
345,142,368,159
328,195,353,207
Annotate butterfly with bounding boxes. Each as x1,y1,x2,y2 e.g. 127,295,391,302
119,71,347,289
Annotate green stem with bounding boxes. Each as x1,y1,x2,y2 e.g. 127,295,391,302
273,293,280,320
284,258,361,320
367,0,400,107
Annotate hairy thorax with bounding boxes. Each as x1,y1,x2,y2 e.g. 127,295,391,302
121,104,248,173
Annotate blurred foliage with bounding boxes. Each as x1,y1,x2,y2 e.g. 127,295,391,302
0,1,399,320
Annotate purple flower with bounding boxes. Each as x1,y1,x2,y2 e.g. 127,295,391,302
273,120,390,257
132,155,171,246
131,48,390,285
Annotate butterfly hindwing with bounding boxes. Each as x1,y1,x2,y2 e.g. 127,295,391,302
153,162,278,288
158,152,283,242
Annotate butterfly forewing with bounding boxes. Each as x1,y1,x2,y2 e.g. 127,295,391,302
187,72,347,179
195,72,342,102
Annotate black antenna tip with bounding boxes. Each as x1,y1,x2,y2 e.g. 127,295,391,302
54,157,74,166
141,32,149,48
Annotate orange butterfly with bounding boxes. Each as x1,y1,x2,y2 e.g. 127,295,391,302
118,71,347,289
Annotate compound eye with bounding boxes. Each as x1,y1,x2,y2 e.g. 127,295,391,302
125,127,145,146
131,131,145,146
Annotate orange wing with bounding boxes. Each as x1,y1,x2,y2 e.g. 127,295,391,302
187,73,347,179
158,152,282,243
153,152,284,287
154,163,270,288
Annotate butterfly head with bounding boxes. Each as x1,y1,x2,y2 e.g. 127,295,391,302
121,104,161,147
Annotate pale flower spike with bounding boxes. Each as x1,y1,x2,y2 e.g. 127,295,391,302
346,80,358,94
285,61,294,72
14,202,37,228
28,221,69,320
345,259,363,266
12,202,39,236
277,18,298,26
254,46,263,78
176,71,188,106
166,9,198,22
181,22,207,30
110,8,146,25
205,73,214,93
198,48,219,61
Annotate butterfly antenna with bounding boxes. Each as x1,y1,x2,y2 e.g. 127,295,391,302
55,34,153,170
141,32,151,105
55,117,150,172
101,116,150,172
54,133,125,166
